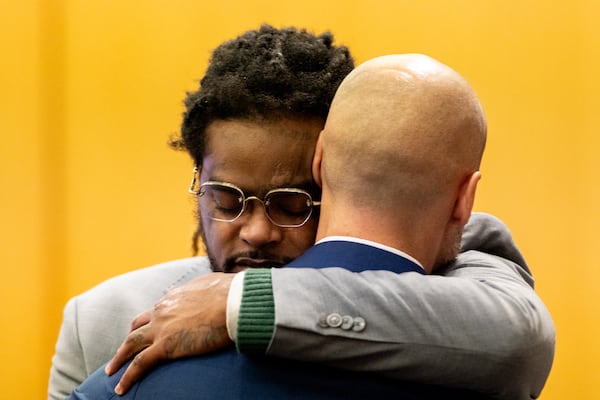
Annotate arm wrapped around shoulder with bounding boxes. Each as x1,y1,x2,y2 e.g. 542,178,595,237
461,212,532,285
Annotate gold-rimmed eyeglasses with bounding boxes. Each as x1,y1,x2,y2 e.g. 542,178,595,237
188,169,320,228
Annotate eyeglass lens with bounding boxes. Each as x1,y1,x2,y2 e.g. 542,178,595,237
203,185,244,220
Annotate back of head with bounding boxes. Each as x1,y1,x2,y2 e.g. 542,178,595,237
171,24,355,165
321,54,487,218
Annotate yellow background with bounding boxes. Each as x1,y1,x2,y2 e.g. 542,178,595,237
1,0,598,398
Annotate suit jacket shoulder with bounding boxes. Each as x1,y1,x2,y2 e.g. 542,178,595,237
267,218,555,399
49,257,211,400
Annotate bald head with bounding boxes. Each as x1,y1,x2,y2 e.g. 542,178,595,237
320,54,486,213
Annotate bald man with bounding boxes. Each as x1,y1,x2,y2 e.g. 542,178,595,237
310,53,485,272
69,54,552,400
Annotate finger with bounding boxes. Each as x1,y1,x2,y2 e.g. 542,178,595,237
105,327,150,376
114,344,163,395
129,310,151,332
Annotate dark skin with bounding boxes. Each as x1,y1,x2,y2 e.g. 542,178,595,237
107,273,234,394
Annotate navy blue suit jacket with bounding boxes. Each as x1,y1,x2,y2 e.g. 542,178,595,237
68,240,489,399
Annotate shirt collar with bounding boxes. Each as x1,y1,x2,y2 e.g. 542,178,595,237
317,236,424,270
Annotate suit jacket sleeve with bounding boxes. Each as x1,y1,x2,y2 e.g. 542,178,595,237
236,213,555,400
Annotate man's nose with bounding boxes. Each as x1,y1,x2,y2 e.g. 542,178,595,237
238,201,282,248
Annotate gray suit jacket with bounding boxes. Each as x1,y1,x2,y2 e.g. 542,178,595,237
49,258,212,400
49,213,555,400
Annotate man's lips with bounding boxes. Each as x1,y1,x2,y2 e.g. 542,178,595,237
234,257,285,269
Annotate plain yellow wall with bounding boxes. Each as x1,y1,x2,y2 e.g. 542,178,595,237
1,0,598,398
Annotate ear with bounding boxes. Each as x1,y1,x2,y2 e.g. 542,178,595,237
312,132,324,188
453,171,481,225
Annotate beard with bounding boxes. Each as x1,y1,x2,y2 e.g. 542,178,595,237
195,221,293,273
433,224,463,271
213,251,293,273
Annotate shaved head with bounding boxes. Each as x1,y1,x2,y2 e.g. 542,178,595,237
315,54,487,270
321,54,486,212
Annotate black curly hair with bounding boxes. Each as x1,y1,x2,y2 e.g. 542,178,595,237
169,24,355,165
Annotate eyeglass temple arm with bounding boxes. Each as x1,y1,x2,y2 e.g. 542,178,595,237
188,166,200,194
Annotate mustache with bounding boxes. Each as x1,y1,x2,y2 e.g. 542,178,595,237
221,251,295,273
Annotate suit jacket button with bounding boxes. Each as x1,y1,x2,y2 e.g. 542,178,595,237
326,313,343,328
318,313,329,328
352,317,366,332
341,315,354,330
